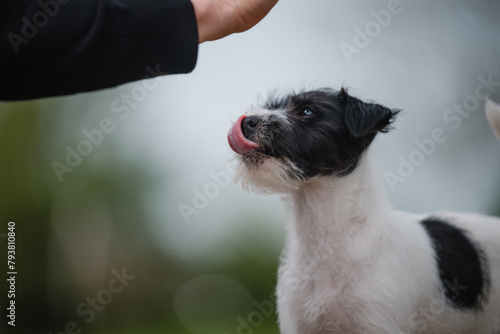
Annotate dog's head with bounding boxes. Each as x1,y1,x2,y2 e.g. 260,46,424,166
228,88,399,193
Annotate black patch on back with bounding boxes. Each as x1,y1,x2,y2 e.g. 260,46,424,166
421,217,489,310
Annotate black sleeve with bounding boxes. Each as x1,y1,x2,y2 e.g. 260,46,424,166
0,0,199,101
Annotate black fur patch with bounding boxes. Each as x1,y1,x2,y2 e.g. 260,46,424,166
247,88,400,178
421,217,489,309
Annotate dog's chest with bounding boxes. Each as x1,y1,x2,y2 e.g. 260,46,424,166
278,257,364,333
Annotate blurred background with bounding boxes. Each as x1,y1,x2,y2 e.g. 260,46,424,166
2,0,500,333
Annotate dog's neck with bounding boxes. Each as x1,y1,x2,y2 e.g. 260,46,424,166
288,152,390,257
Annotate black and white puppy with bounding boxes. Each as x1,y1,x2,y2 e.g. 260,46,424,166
228,88,500,333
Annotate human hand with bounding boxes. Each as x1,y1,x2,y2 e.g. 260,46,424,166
191,0,279,43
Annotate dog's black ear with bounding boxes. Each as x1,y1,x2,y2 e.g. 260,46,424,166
339,88,399,139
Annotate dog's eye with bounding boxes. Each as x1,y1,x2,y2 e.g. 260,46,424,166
300,108,314,116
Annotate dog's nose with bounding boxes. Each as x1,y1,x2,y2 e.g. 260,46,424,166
242,116,260,138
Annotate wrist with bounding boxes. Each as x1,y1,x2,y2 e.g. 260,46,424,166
191,0,211,43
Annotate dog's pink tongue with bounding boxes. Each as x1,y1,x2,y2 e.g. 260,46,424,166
228,115,261,154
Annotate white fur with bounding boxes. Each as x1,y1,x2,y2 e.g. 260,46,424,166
234,155,304,194
236,101,500,333
486,99,500,142
277,155,500,333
